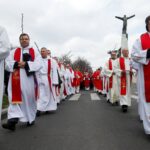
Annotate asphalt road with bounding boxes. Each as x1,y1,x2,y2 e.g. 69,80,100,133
0,89,150,150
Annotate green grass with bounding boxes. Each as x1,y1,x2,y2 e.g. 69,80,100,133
2,95,9,109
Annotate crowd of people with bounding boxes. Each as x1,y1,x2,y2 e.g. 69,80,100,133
0,15,150,136
1,32,89,131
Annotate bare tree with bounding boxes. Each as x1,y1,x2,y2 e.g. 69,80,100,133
72,57,92,73
59,51,72,65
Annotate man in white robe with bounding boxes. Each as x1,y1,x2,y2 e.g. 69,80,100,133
37,48,58,116
0,26,10,125
46,50,61,104
104,51,119,105
62,64,68,97
103,60,111,102
114,49,132,112
58,61,66,101
131,16,150,134
52,57,61,104
3,33,42,131
67,64,75,95
64,65,71,96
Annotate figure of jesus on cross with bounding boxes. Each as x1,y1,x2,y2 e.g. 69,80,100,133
115,14,135,34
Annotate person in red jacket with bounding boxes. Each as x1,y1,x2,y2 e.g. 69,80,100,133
83,71,91,90
74,68,83,93
92,68,103,93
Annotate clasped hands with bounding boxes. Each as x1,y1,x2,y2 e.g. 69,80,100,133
18,61,26,68
121,70,133,76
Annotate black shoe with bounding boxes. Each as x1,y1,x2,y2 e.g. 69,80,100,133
122,105,128,113
36,110,41,117
115,101,119,106
45,111,50,114
2,123,16,131
107,99,110,103
27,121,35,127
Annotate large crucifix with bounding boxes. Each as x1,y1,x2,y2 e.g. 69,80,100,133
115,14,135,34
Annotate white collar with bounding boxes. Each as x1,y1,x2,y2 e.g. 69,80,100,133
22,46,30,50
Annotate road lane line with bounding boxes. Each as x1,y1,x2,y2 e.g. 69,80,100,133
69,94,81,101
91,93,101,101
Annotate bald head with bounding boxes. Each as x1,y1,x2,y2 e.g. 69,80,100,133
122,49,129,58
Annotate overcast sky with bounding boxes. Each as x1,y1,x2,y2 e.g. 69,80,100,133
0,0,149,70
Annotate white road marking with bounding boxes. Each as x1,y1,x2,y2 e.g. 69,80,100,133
91,93,101,101
131,95,138,100
69,94,81,101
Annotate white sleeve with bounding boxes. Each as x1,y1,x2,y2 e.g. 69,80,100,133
5,49,16,72
104,61,113,77
131,38,148,65
0,27,10,60
130,59,139,70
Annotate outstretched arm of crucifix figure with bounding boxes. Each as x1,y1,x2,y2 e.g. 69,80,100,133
127,15,135,20
115,16,123,20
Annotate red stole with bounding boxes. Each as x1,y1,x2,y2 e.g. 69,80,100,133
119,57,126,95
109,59,113,89
141,32,150,102
12,47,35,104
47,59,52,91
